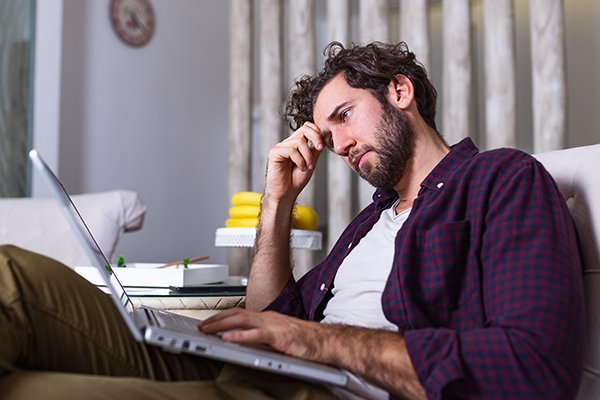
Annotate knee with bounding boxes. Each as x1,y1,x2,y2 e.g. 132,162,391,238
0,244,22,255
0,244,65,266
0,245,31,271
0,244,74,284
0,245,42,262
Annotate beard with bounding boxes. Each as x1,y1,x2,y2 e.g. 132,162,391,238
349,101,415,190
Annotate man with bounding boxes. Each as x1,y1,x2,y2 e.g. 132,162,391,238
0,42,584,400
199,41,585,399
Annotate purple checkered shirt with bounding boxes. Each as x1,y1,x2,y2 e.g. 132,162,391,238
265,138,585,400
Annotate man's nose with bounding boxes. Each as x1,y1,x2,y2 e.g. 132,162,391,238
333,129,355,157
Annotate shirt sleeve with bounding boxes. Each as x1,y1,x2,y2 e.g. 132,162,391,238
404,157,585,400
263,275,306,318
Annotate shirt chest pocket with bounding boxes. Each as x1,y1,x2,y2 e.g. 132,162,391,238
411,220,474,311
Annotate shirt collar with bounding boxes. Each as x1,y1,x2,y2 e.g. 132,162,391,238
420,137,479,192
372,137,480,206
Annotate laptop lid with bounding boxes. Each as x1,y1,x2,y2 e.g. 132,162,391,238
29,149,144,341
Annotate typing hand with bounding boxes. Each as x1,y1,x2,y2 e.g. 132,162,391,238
198,308,325,362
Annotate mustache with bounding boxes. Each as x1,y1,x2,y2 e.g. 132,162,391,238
348,145,376,170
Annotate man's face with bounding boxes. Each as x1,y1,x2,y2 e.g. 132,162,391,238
313,74,414,190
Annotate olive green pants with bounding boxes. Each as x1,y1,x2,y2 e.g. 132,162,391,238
0,245,337,400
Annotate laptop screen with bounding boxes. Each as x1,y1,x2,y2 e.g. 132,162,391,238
29,150,135,314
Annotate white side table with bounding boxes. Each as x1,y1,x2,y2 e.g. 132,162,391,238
214,227,322,250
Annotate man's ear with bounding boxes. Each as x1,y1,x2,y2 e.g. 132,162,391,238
385,75,414,111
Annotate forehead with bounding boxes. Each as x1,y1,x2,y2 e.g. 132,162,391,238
313,74,365,123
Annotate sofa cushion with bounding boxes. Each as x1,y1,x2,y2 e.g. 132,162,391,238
0,190,146,268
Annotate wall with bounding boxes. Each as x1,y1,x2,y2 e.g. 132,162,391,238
52,0,600,268
32,0,63,198
59,0,230,265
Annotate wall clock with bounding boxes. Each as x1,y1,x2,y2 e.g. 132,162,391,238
110,0,155,47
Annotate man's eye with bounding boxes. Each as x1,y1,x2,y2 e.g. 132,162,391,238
341,109,350,122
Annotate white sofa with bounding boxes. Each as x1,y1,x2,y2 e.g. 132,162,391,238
0,190,146,268
534,144,600,400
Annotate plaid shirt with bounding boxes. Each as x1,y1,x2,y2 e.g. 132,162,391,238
266,138,585,400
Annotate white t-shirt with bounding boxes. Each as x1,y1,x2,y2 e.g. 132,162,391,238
321,202,410,330
322,201,411,400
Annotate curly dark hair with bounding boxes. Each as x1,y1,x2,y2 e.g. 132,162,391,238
283,41,437,132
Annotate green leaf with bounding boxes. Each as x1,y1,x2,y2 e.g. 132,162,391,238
104,264,113,275
183,257,190,269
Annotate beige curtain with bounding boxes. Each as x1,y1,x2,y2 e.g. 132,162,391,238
227,0,253,276
226,0,568,277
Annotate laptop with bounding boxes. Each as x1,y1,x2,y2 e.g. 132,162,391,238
29,149,349,388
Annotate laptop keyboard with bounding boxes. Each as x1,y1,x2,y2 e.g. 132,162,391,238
148,309,203,334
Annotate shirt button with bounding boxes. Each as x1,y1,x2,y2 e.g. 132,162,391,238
320,283,326,291
347,242,352,249
437,182,444,188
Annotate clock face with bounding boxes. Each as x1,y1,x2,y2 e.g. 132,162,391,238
110,0,155,47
